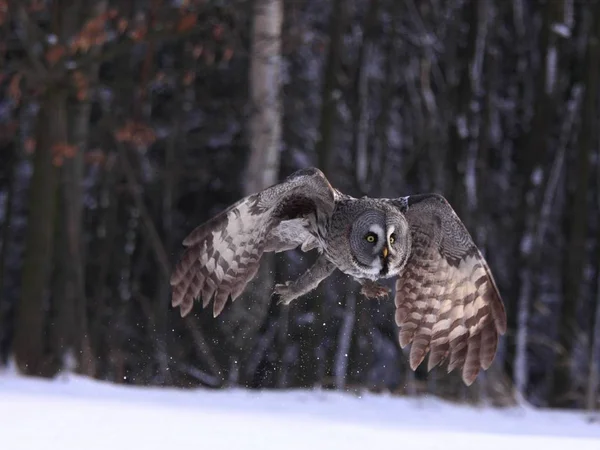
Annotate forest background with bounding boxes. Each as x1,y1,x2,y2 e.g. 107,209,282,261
0,0,599,411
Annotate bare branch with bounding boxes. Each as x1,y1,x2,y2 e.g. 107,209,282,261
10,1,49,78
118,145,171,281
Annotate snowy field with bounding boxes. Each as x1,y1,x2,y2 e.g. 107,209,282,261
1,369,600,450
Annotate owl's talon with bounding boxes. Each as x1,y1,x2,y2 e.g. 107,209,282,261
272,282,294,305
360,281,390,300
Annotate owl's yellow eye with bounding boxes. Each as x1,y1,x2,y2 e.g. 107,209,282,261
365,233,377,243
389,234,396,244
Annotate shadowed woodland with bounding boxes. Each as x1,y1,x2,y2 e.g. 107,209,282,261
1,0,600,410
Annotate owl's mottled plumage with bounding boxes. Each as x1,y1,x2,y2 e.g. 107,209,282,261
170,168,507,385
170,168,335,317
393,194,506,384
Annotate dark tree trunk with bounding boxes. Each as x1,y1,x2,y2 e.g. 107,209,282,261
50,95,96,376
0,146,16,359
315,0,345,177
553,1,599,407
14,88,66,376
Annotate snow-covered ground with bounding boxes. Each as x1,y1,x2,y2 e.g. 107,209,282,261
1,368,599,450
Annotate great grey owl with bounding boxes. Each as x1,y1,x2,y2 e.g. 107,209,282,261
170,168,507,385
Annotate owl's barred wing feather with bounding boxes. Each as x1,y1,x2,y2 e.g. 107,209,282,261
394,194,507,385
170,196,266,318
170,168,336,318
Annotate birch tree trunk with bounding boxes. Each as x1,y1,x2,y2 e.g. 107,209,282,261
584,6,600,412
223,0,282,385
244,0,282,195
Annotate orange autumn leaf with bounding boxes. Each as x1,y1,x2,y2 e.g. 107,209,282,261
114,121,156,147
114,127,130,143
182,71,195,86
52,155,64,167
176,13,197,33
45,45,66,66
192,45,203,59
70,14,108,53
212,24,223,40
223,47,234,62
24,137,36,155
8,73,22,104
70,36,88,53
71,70,89,101
51,143,78,160
85,149,107,165
117,18,128,34
129,25,148,42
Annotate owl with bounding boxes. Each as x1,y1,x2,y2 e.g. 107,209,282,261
170,168,507,385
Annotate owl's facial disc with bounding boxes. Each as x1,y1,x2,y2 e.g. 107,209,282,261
365,224,392,275
349,208,410,279
366,224,385,255
377,225,397,276
383,216,412,278
349,210,388,275
385,225,396,257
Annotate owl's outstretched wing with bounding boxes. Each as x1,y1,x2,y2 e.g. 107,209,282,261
170,168,337,318
393,194,507,385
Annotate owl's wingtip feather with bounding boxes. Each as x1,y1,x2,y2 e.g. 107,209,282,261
462,373,477,386
409,350,426,371
178,298,194,317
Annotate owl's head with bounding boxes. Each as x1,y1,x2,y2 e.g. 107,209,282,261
349,208,411,278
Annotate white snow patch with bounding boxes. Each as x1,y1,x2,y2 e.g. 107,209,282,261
545,46,558,95
456,114,468,139
551,23,572,38
520,233,533,255
531,166,544,186
0,370,599,450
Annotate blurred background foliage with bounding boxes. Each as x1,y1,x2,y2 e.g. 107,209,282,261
1,0,600,411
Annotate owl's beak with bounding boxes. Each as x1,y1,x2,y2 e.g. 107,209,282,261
382,246,389,259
